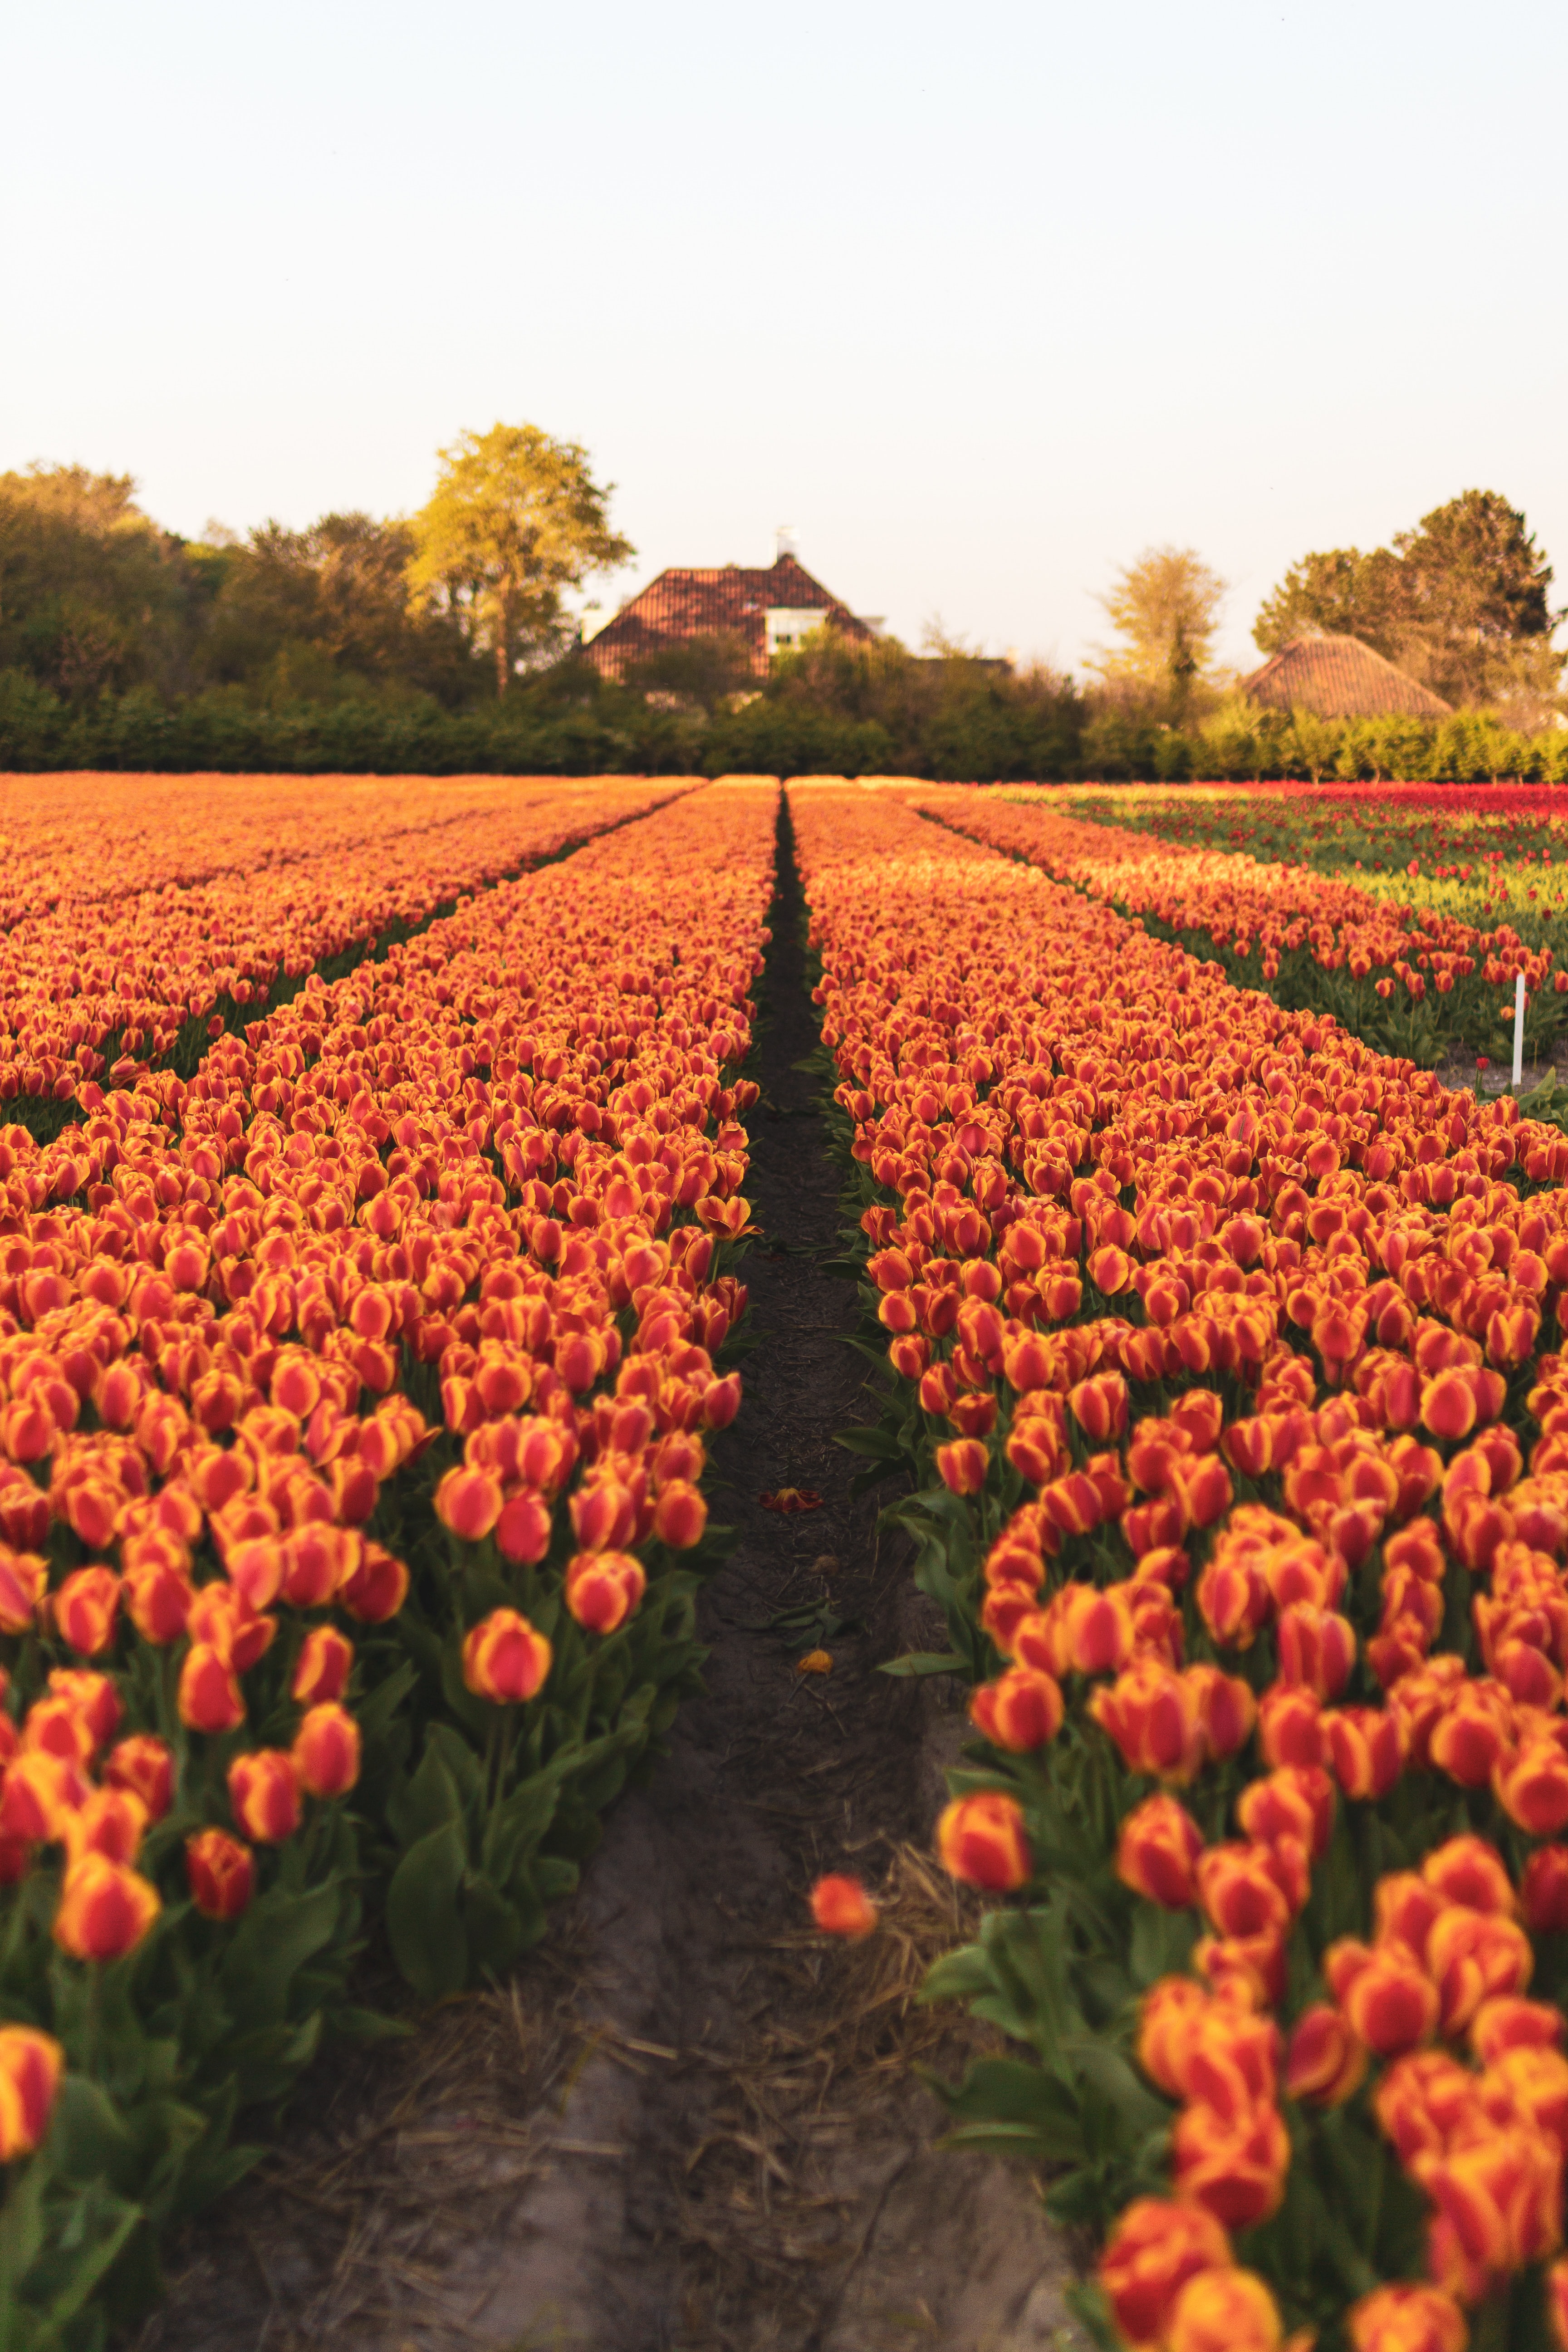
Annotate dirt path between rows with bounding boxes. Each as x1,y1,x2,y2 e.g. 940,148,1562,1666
133,803,1081,2352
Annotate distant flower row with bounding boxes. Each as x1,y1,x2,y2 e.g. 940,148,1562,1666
0,774,690,1112
919,785,1566,1071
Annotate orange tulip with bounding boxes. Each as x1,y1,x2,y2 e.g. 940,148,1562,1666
969,1665,1063,1753
1346,2283,1468,2352
808,1874,877,1939
291,1703,361,1799
186,1826,255,1920
461,1608,553,1703
563,1549,646,1634
103,1733,174,1822
52,1852,161,1961
1098,2195,1233,2351
936,1791,1031,1891
0,2027,64,2160
227,1750,301,1844
1116,1793,1204,1910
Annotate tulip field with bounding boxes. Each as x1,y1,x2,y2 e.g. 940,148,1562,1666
12,768,1568,2350
0,773,769,2338
799,781,1568,2352
921,782,1568,1074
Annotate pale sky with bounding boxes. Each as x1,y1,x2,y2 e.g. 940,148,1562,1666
4,0,1564,678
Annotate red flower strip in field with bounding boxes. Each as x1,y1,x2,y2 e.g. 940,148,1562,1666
917,783,1559,1030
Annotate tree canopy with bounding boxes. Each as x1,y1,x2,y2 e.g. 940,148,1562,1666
407,424,633,695
1091,546,1227,721
1254,490,1563,708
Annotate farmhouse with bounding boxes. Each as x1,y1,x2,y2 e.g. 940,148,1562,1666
1239,632,1452,720
580,551,875,680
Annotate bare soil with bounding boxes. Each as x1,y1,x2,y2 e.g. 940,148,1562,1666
130,815,1082,2352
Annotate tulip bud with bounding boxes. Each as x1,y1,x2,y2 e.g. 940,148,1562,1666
53,1567,121,1657
339,1540,409,1623
1116,1793,1204,1910
935,1439,990,1498
1164,2265,1287,2352
1495,1739,1568,1838
936,1791,1030,1891
1170,2100,1290,2232
292,1626,354,1707
227,1750,302,1844
1092,1661,1204,1784
1422,1833,1516,1917
64,1787,147,1867
1470,1997,1563,2064
1285,2002,1367,2106
1337,1942,1440,2056
0,2025,63,2159
1275,1603,1356,1700
103,1733,174,1823
491,1488,551,1565
291,1703,361,1799
178,1644,246,1735
1522,1845,1568,1935
564,1550,645,1634
808,1874,877,1939
434,1465,505,1542
52,1852,161,1961
1345,2283,1470,2352
461,1607,553,1703
969,1666,1063,1753
1196,1842,1295,1940
1325,1705,1406,1800
186,1826,255,1921
1186,1664,1256,1761
652,1480,707,1549
1097,2195,1233,2352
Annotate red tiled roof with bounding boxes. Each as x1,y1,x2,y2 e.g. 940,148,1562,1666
1240,633,1452,720
581,554,872,679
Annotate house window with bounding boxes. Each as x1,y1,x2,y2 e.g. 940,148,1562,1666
765,608,827,658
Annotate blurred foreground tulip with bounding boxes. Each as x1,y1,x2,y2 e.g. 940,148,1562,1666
0,2027,63,2160
808,1874,877,1939
461,1608,553,1704
937,1792,1030,1891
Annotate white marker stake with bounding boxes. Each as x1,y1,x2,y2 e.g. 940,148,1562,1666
1514,970,1526,1091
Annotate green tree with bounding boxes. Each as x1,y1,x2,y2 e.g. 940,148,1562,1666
1252,545,1405,660
407,424,632,696
1253,491,1564,707
202,513,480,703
1393,489,1562,706
0,464,198,698
1090,546,1227,722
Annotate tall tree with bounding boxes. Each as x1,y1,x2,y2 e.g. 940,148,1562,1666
1091,546,1226,719
1253,546,1404,660
0,463,196,697
1393,490,1560,705
1253,491,1563,706
407,424,632,695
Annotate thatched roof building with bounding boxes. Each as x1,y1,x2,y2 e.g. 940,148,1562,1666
1240,633,1452,720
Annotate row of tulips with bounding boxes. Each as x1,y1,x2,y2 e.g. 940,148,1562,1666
0,778,775,2344
789,780,1568,2351
0,771,678,926
914,784,1566,1073
0,774,691,1130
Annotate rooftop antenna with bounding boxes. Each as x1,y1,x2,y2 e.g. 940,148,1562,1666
775,523,798,563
